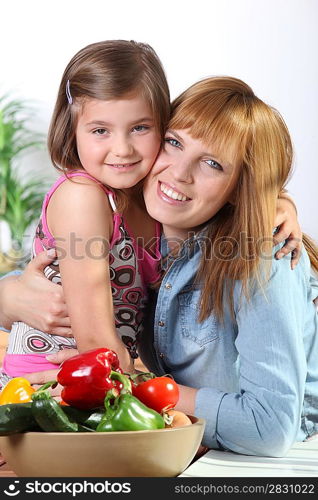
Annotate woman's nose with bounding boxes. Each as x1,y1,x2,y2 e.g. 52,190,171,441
171,160,193,183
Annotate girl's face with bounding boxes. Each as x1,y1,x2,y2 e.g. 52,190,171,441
75,94,161,189
143,128,240,239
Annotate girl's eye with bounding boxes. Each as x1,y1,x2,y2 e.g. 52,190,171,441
205,159,223,171
93,128,108,135
164,137,182,149
132,125,149,132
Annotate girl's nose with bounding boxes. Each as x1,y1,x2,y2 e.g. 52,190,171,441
112,134,134,158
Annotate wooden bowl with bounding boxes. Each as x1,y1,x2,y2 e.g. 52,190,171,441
0,415,205,477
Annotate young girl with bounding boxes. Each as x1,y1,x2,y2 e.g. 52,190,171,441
0,39,170,383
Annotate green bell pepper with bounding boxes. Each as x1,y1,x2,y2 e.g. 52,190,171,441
96,372,165,432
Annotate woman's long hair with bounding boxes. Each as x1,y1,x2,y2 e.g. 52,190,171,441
169,77,318,321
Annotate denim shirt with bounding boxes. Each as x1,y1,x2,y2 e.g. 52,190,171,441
139,233,318,457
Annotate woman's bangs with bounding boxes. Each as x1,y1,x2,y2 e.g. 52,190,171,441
171,96,249,167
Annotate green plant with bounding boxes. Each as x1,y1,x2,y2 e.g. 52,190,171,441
0,94,48,251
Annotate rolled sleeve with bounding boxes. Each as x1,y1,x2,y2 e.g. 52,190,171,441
195,387,226,449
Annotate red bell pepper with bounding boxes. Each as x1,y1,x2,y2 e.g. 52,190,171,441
57,348,123,409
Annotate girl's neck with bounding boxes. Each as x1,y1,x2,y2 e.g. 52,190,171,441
122,183,144,204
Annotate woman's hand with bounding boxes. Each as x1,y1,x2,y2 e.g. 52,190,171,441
2,250,71,336
274,196,302,269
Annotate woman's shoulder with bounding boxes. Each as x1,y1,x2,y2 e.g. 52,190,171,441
270,241,311,280
233,243,313,313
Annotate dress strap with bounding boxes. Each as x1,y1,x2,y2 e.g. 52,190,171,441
108,192,117,212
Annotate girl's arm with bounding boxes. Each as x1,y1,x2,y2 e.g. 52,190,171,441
274,193,302,268
47,178,133,373
0,250,71,335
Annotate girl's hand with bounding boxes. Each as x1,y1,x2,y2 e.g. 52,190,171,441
24,349,79,396
4,250,72,336
274,196,302,269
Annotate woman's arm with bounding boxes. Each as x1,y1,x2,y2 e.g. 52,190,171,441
0,273,20,330
192,250,312,457
0,250,71,335
47,178,133,372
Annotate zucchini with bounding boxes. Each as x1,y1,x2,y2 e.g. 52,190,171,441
31,390,80,432
0,395,103,435
0,403,39,435
62,406,104,430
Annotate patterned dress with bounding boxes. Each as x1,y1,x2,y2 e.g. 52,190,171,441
0,171,161,386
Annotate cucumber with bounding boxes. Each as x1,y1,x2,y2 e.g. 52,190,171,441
0,403,38,435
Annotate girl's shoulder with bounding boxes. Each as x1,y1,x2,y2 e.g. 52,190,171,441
47,170,115,205
45,171,115,237
54,170,113,192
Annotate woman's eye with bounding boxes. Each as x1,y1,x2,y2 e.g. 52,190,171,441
93,128,107,135
205,159,223,171
133,125,149,132
164,137,182,148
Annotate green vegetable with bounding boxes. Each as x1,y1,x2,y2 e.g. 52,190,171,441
31,390,84,432
62,406,104,430
96,390,165,432
0,402,39,435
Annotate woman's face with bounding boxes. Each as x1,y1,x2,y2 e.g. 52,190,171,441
143,128,240,239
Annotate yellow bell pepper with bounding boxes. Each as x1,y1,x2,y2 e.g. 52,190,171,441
0,377,35,404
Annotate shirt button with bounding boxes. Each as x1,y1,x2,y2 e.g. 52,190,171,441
158,320,165,327
165,282,172,289
159,352,165,358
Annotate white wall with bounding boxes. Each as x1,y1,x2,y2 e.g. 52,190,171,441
1,0,317,240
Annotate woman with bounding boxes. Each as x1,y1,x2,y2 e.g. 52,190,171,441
1,77,317,458
139,77,318,457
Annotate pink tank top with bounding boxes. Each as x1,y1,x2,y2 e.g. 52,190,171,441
2,171,161,381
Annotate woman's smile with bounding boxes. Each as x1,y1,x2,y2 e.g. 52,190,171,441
158,181,191,203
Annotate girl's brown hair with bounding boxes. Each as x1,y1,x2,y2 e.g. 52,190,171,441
47,40,170,209
169,76,318,321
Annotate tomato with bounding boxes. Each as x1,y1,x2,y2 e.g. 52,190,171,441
131,375,179,413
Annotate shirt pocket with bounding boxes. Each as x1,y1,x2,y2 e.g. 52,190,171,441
178,288,219,347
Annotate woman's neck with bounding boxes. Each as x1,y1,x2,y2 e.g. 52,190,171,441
162,224,197,251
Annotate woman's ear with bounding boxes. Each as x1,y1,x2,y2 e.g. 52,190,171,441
227,189,237,206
